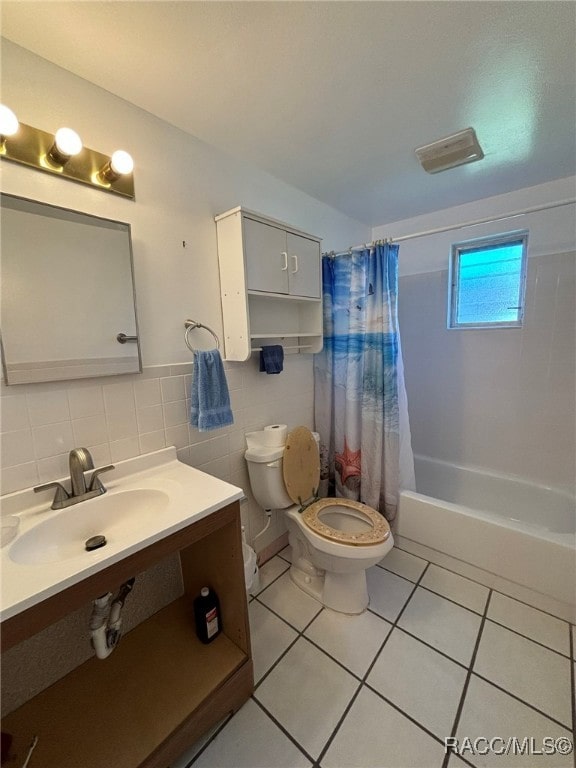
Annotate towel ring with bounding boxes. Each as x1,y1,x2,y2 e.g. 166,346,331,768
184,320,220,352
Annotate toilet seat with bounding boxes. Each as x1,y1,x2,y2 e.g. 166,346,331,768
283,427,391,546
302,498,390,545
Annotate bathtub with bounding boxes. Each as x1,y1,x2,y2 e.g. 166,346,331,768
397,455,576,621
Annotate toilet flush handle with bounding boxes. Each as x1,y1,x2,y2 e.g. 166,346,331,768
267,460,282,468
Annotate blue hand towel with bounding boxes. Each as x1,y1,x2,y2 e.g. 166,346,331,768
259,344,284,374
190,349,234,432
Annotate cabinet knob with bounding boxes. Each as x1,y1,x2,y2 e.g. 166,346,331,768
291,254,299,274
281,252,288,271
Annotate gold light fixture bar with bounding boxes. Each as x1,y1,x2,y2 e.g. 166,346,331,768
1,121,135,200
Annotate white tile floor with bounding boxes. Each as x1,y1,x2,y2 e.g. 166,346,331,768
173,546,576,768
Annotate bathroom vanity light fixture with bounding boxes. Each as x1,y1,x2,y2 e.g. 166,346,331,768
415,127,484,174
0,105,135,199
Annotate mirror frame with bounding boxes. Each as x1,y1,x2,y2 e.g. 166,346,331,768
0,193,142,385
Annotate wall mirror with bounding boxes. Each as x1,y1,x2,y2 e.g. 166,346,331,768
0,193,141,385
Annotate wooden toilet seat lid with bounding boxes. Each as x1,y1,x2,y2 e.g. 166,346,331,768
302,498,391,546
282,427,320,505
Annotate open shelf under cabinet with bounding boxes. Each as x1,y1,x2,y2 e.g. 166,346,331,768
2,597,249,768
1,501,253,768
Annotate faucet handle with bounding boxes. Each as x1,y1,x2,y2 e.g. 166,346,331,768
88,465,115,492
34,481,70,509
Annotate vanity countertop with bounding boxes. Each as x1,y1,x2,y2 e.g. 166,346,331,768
0,447,243,622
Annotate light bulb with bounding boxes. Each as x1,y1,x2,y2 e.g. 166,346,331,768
46,127,83,167
110,150,133,175
0,105,19,137
98,149,134,184
54,127,82,157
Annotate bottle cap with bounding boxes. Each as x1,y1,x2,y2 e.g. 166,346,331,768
201,587,209,597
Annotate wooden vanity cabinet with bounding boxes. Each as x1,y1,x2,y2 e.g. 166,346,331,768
1,501,253,768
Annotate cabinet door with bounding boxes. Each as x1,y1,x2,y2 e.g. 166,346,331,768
287,233,321,298
244,219,288,294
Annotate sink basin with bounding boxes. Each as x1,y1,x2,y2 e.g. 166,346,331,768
10,489,170,565
1,447,243,624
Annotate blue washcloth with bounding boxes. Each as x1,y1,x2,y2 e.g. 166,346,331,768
190,349,234,432
259,344,284,374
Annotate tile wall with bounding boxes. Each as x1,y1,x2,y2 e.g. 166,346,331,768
1,354,314,713
1,354,314,548
399,252,576,489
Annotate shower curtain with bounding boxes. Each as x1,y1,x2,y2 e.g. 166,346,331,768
314,243,415,522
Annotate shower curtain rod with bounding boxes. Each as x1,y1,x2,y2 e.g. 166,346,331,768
324,197,576,256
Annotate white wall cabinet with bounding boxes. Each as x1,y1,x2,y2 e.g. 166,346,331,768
244,218,321,298
216,207,323,361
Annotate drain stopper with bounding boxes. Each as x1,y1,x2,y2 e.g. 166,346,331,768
85,535,107,552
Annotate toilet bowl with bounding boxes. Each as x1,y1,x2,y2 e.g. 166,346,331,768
245,426,393,614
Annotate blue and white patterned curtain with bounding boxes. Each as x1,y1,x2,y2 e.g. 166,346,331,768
314,243,415,522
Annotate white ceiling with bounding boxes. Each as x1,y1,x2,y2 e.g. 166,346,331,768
2,1,575,226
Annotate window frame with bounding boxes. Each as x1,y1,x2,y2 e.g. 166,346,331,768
448,230,529,330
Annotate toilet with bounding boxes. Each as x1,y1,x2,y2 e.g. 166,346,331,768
245,426,394,614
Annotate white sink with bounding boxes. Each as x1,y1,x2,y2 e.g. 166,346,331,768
1,447,243,622
9,489,170,565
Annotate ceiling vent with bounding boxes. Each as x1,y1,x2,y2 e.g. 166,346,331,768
415,127,484,174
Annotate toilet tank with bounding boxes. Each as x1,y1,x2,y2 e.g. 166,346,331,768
245,432,293,510
244,429,320,511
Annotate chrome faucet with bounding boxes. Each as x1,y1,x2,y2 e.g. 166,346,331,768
34,448,115,510
69,447,93,496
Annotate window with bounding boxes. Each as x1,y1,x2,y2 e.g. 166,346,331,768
448,231,528,329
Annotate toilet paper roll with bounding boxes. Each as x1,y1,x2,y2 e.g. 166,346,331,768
262,424,288,446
